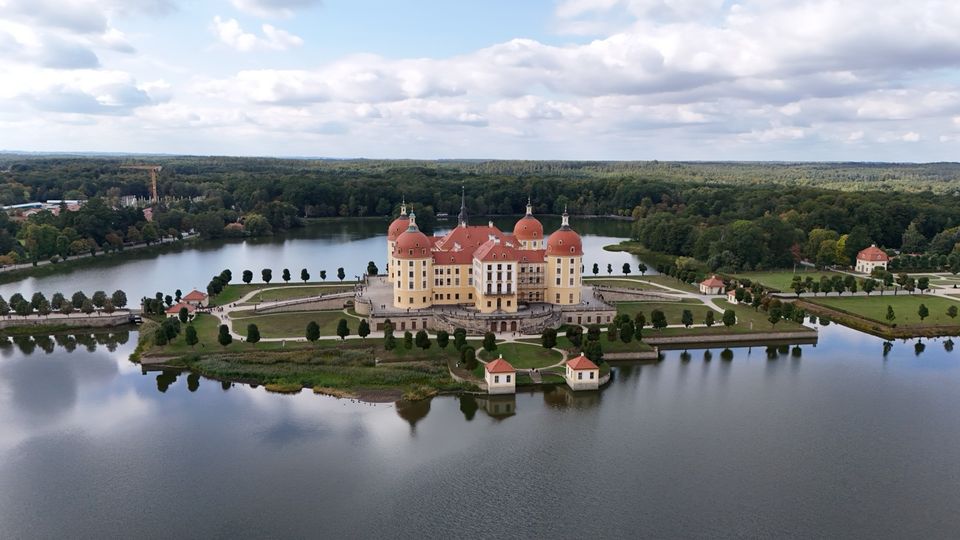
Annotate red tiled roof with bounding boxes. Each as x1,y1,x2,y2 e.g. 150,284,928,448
517,249,545,263
387,215,410,241
433,225,504,252
485,357,516,374
546,229,583,256
183,290,207,301
513,214,543,241
394,228,432,259
567,354,598,370
701,275,724,288
166,302,196,314
857,245,889,262
433,250,474,265
474,239,518,262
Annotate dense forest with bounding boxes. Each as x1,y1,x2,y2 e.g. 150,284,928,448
1,155,959,271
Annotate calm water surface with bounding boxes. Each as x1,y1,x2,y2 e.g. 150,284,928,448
2,323,960,538
0,216,647,301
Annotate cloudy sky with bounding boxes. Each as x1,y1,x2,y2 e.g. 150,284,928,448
2,0,960,160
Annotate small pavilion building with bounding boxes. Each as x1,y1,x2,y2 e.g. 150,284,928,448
699,275,725,295
484,356,516,394
855,245,890,274
565,354,599,391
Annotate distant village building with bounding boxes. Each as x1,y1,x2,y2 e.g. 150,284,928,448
166,302,196,318
855,245,890,274
565,354,599,391
699,275,725,295
182,290,208,307
484,356,516,394
726,289,739,304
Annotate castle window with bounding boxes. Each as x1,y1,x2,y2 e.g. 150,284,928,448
408,281,413,288
556,278,561,285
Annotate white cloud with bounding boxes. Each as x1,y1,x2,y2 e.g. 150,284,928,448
211,16,303,52
230,0,322,18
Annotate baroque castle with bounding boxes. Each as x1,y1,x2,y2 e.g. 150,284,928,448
387,196,583,313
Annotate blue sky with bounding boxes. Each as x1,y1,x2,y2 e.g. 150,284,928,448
3,0,960,161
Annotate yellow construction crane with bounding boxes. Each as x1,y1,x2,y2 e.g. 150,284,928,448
120,165,162,203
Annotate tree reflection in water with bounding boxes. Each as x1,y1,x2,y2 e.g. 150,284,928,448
156,370,179,393
396,399,431,431
459,395,478,421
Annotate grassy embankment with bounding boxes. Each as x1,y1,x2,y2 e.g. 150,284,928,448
239,285,354,304
139,314,478,399
800,294,960,338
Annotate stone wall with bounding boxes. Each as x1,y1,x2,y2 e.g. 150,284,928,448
592,286,678,302
645,330,818,348
0,312,133,329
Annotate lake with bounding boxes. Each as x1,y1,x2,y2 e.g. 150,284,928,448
2,323,960,538
0,216,648,302
2,217,959,538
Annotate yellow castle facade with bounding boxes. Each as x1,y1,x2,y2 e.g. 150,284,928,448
386,198,583,314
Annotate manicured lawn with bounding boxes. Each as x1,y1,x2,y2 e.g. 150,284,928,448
210,281,358,306
616,301,715,326
732,270,846,292
157,314,317,354
583,278,657,290
241,285,353,304
478,342,563,368
807,295,960,326
230,310,353,338
641,275,700,293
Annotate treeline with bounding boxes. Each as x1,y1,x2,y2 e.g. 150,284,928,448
632,184,960,271
4,156,960,268
0,289,128,318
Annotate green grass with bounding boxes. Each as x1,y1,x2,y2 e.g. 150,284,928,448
230,310,351,338
731,270,846,292
583,278,657,290
477,342,563,369
616,301,714,325
639,275,700,293
240,285,353,304
155,314,316,354
807,295,960,326
210,281,358,306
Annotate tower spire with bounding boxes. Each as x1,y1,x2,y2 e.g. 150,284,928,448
458,185,468,227
561,205,570,229
526,196,532,216
400,196,407,216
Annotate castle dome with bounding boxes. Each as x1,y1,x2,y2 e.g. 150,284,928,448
513,200,543,241
394,212,432,259
546,210,583,256
387,201,410,241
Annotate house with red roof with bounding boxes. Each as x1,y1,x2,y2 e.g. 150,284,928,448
699,275,725,295
182,290,208,307
855,244,890,274
165,302,196,319
565,354,600,391
484,355,516,394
